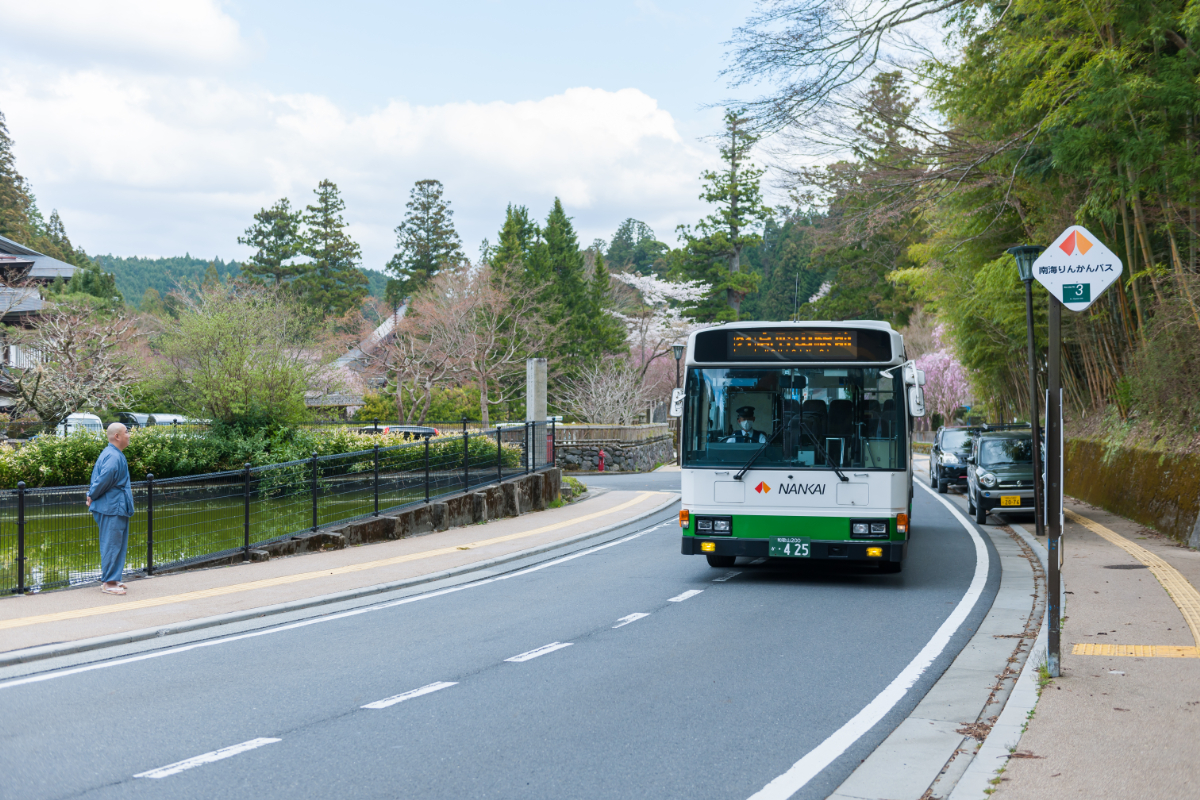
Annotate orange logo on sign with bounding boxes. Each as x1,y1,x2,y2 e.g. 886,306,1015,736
1058,230,1093,256
755,481,770,494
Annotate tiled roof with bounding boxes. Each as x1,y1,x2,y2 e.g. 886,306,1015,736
0,234,79,280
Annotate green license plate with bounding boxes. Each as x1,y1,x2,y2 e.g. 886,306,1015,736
769,537,811,558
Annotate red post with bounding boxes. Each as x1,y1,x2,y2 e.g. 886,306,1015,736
598,448,606,472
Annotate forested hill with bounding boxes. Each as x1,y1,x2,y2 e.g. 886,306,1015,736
93,254,388,307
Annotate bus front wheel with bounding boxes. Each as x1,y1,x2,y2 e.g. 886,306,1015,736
706,554,736,568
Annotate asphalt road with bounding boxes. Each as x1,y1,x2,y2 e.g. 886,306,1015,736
0,473,997,800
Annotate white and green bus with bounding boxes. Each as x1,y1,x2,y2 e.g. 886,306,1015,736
672,321,926,573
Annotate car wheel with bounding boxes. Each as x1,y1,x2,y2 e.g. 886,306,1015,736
974,495,988,525
706,554,736,568
937,478,948,494
930,467,937,488
967,491,976,514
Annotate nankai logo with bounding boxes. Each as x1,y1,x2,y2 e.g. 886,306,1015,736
756,482,826,495
1058,230,1094,256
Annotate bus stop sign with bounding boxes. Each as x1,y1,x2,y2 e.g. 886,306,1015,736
1031,225,1123,312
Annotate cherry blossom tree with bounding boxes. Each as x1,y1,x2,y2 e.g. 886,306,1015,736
915,325,970,425
611,271,708,382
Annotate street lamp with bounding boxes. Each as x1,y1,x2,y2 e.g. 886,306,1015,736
1007,245,1046,539
672,343,685,388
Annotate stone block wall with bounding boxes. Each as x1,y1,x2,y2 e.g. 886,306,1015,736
556,435,674,473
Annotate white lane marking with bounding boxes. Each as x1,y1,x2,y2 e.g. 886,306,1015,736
747,481,990,800
612,613,649,628
505,642,573,662
669,589,704,602
712,571,741,582
362,681,457,709
0,518,677,691
134,737,280,779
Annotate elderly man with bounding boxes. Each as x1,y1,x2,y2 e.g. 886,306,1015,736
87,422,134,596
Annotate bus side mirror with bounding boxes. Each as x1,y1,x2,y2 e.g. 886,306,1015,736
907,386,926,417
670,388,685,418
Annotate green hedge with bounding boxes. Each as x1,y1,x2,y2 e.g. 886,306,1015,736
0,427,522,489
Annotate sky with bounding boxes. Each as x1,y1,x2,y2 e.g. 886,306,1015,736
0,0,764,274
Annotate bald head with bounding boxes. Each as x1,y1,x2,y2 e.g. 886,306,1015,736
107,422,130,451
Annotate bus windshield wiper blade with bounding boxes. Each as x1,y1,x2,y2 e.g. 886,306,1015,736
798,421,849,482
734,426,784,481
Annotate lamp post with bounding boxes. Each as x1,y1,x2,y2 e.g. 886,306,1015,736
672,343,685,388
1007,245,1046,541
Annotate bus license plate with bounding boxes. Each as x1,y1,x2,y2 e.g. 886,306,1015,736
769,537,811,558
1000,495,1021,507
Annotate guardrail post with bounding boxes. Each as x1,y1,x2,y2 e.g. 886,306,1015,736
16,481,25,595
373,443,380,516
311,451,319,532
462,417,469,491
243,464,251,561
424,434,431,503
496,426,502,485
146,474,154,575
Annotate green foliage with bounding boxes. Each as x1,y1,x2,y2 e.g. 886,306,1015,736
0,426,522,488
490,203,540,286
671,110,772,321
297,179,367,316
387,179,464,300
238,198,304,286
352,392,398,422
739,213,823,321
156,282,323,426
606,219,668,276
93,254,240,308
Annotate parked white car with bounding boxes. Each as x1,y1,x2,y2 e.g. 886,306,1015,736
56,413,105,437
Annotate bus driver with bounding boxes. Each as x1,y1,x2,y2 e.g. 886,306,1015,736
724,405,770,444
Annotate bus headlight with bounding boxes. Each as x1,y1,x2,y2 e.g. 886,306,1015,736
979,473,998,488
851,520,889,539
713,518,731,532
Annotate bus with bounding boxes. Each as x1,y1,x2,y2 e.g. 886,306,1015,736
671,321,926,573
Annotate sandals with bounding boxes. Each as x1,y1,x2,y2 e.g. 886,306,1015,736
100,584,126,596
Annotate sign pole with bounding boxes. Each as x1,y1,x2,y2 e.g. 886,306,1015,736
1046,296,1063,677
1025,278,1046,540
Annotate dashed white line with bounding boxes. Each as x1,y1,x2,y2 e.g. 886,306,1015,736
668,589,704,602
613,613,650,628
505,642,573,662
362,681,457,709
134,737,280,779
712,571,742,582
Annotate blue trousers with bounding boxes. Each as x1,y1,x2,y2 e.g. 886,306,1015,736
94,512,130,584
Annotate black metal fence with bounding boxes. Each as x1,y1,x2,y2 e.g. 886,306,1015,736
1,421,554,595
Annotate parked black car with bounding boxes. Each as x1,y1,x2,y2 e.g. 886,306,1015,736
928,425,982,493
966,430,1037,524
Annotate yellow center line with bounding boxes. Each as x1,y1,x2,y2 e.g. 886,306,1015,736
0,491,666,631
1066,508,1200,648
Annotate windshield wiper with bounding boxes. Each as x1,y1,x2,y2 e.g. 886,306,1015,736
734,425,784,481
734,420,850,483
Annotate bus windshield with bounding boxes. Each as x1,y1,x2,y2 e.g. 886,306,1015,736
682,366,907,470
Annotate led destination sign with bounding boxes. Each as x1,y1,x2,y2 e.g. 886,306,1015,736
693,328,893,362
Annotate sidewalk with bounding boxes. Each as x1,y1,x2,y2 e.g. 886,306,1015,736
0,489,677,660
994,496,1200,798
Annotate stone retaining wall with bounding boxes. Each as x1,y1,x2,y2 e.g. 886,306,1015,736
1065,439,1200,547
555,436,674,473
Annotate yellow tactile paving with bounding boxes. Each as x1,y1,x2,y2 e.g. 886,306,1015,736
1072,643,1200,658
0,491,661,632
1066,508,1200,646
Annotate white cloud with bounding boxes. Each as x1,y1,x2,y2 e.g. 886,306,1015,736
1,66,714,268
0,0,244,67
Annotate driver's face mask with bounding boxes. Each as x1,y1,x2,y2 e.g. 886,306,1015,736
739,419,754,432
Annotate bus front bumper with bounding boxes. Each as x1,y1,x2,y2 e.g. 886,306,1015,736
681,537,906,563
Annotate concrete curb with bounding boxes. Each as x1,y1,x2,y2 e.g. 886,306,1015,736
948,522,1052,800
0,493,681,669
